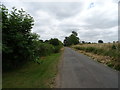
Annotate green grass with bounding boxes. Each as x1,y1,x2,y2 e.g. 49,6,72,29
3,53,61,88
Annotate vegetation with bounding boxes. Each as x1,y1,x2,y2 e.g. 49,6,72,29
2,4,63,88
98,40,104,43
2,3,119,88
72,43,120,71
3,53,61,88
63,31,79,46
1,5,63,72
49,38,63,53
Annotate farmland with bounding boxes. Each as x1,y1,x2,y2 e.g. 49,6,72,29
72,43,120,71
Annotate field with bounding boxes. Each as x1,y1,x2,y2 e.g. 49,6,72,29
3,53,61,88
72,43,120,71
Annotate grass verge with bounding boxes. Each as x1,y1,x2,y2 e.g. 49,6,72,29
3,53,61,88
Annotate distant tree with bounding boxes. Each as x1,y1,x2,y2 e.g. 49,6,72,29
72,31,77,36
63,31,79,46
63,37,69,46
113,41,115,43
88,42,91,44
49,38,63,53
69,34,79,45
49,38,60,46
45,40,49,43
98,40,103,43
82,41,85,44
116,41,119,43
39,40,43,43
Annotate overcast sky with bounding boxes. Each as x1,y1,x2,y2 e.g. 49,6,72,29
2,0,119,43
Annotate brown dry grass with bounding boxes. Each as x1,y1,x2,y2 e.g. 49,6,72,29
75,43,118,50
72,43,120,71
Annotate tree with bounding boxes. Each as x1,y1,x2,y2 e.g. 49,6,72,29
39,40,44,43
49,38,60,46
63,37,69,46
49,38,63,53
2,5,63,71
98,40,103,43
69,34,79,45
44,40,49,43
63,31,79,46
2,5,36,71
82,41,85,44
72,31,77,36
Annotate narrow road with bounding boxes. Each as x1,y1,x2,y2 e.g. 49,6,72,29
58,47,118,88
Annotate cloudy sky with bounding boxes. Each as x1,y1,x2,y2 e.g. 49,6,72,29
1,0,119,43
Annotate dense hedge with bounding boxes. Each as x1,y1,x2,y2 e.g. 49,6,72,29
1,5,63,71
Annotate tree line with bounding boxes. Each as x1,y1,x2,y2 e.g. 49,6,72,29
63,31,105,46
1,5,62,71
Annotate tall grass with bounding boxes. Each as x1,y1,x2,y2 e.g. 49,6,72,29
73,43,120,70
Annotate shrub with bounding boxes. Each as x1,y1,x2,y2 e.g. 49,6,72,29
111,44,117,49
2,5,35,71
54,46,61,53
85,47,95,52
73,43,120,71
35,43,55,57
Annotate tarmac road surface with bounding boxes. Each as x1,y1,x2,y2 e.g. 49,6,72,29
59,47,118,88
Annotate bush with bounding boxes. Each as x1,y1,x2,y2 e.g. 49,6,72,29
48,38,63,53
85,47,95,52
111,44,117,49
42,43,55,56
54,46,61,53
34,42,55,57
74,47,85,50
2,5,35,71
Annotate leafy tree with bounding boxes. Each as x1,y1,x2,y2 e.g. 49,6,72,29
98,40,103,43
63,31,79,46
49,38,60,46
1,5,63,71
69,34,79,45
44,40,49,43
1,5,36,71
82,41,85,44
39,40,44,43
63,37,69,46
72,31,77,36
49,38,63,53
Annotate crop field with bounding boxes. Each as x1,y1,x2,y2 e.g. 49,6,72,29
72,43,120,71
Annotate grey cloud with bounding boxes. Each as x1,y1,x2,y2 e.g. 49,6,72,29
57,25,80,34
78,28,117,42
24,2,83,20
83,13,117,29
3,1,118,43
